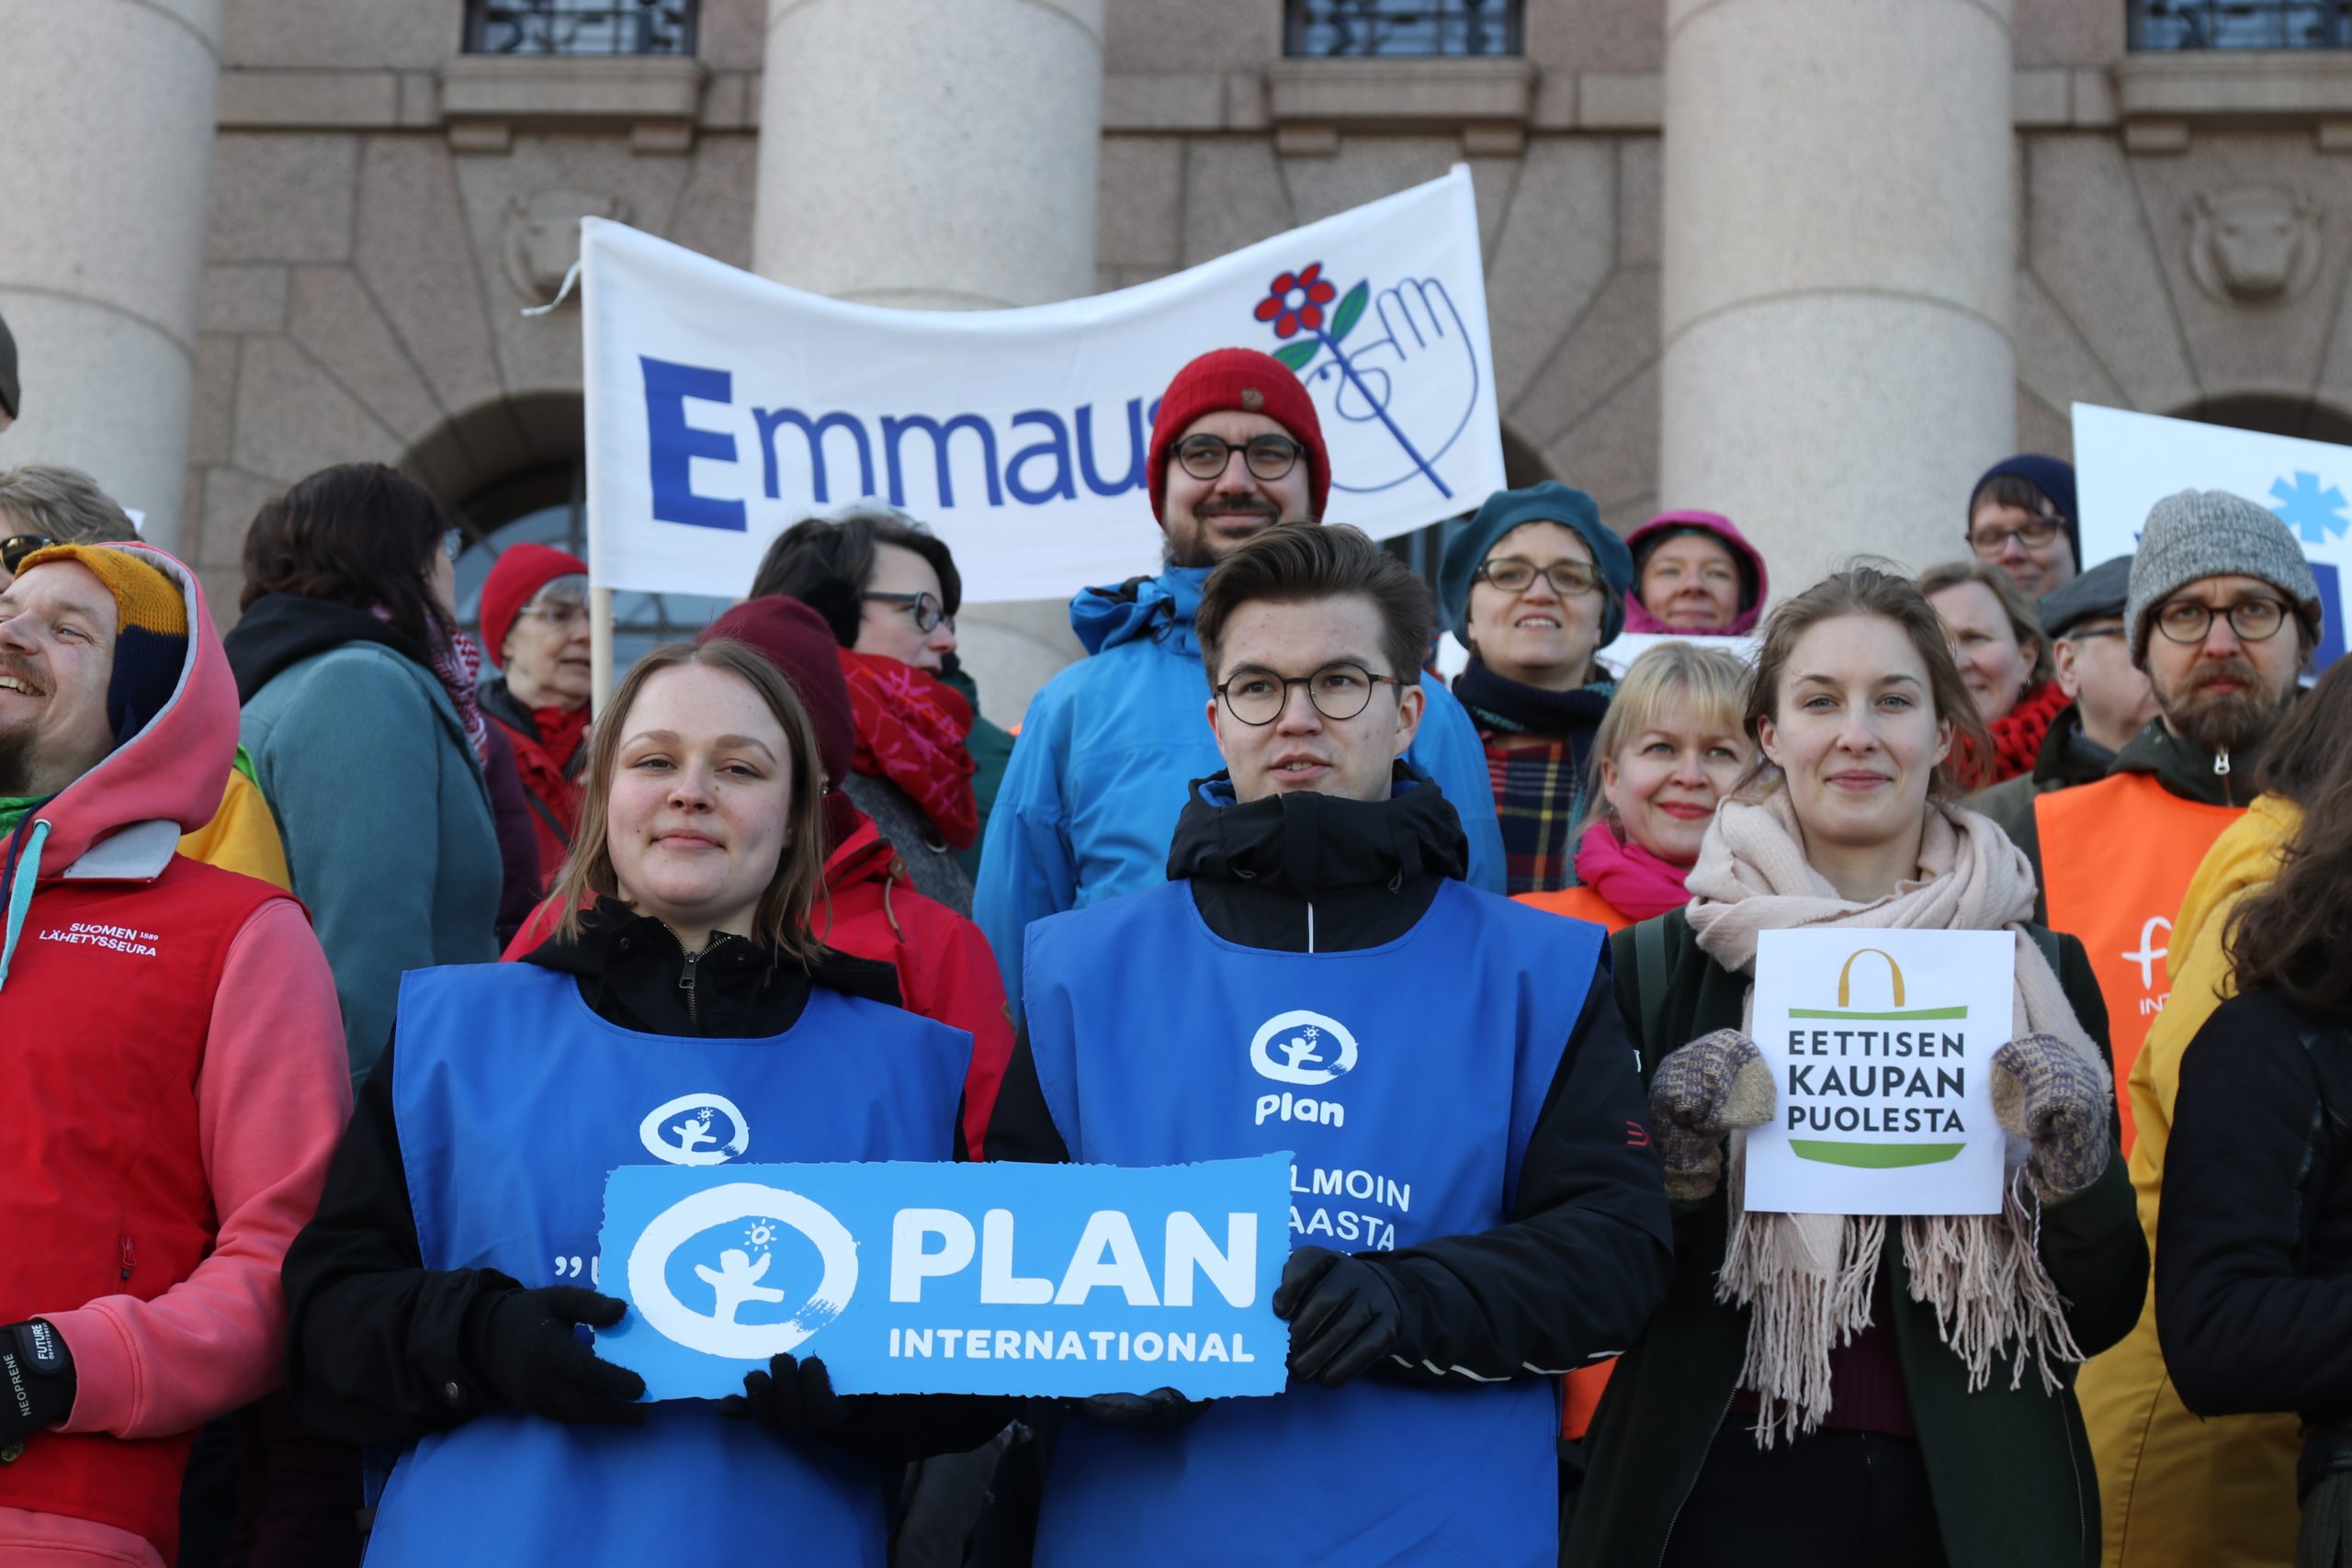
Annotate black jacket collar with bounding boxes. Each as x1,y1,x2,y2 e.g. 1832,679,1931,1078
222,592,428,704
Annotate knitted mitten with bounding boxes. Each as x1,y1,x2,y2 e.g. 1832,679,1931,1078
1648,1029,1774,1202
1990,1033,2112,1202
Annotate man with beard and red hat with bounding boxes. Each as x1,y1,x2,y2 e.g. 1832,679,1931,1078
973,346,1505,1014
1989,488,2319,1155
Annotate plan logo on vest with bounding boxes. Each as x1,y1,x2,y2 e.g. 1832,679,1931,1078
639,1092,751,1166
1250,1009,1358,1129
627,1182,858,1359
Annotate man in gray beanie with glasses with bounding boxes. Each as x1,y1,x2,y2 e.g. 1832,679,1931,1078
1989,485,2316,1136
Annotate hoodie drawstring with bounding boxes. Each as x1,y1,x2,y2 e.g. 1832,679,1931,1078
0,818,51,993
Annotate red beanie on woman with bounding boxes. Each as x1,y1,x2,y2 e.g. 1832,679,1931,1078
480,543,587,663
1147,347,1331,522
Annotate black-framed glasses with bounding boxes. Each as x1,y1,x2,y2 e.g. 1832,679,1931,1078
515,601,593,630
1474,557,1602,597
1967,515,2064,556
865,590,953,634
1,534,58,575
2153,595,2291,645
1174,433,1305,483
1215,661,1402,725
2059,624,2127,643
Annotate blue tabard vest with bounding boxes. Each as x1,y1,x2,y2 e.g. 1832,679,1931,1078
365,963,972,1568
1021,878,1602,1568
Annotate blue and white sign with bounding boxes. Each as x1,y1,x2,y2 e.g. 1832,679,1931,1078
2074,402,2349,668
594,1155,1294,1401
580,169,1505,604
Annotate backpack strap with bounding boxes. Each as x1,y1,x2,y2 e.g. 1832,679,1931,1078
2026,922,2062,982
1634,913,1673,1074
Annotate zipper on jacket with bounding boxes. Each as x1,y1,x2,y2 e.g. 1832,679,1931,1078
119,1235,136,1282
678,944,705,1029
1656,1388,1737,1566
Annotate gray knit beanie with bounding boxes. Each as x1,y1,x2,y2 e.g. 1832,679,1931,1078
2124,489,2320,667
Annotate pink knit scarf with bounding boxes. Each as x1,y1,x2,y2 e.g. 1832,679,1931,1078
1571,820,1693,921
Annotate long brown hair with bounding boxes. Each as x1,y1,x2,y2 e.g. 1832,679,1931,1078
2226,659,2352,1021
1736,565,1992,801
551,640,832,965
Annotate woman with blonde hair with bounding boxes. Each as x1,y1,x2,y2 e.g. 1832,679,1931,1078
282,639,1000,1565
1566,567,2146,1568
1520,640,1751,933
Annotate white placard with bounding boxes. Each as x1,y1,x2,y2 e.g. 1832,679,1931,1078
581,170,1507,605
1744,928,2015,1217
2073,401,2348,668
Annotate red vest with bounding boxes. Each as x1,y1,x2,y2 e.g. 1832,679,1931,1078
0,855,286,1562
2036,773,2241,1155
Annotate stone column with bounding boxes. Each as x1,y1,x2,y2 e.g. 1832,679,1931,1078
1658,0,2016,589
753,0,1104,722
0,0,222,552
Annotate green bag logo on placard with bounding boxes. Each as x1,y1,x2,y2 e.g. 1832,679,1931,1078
1783,949,1969,1168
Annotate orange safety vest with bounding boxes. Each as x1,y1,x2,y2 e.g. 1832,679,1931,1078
1515,882,1632,1440
2035,772,2242,1154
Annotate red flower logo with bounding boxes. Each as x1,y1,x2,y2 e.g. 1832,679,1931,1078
1252,263,1339,340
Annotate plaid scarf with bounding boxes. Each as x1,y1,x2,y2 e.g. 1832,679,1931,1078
1455,658,1614,896
378,604,491,773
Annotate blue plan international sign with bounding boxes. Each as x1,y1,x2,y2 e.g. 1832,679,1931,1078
594,1154,1294,1401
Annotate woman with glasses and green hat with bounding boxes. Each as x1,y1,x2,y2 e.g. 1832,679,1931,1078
749,505,987,913
1438,480,1635,895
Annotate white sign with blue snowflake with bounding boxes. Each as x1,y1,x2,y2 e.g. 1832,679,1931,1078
2075,402,2349,668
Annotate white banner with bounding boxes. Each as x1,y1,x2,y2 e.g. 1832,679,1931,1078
581,169,1506,604
2074,401,2349,667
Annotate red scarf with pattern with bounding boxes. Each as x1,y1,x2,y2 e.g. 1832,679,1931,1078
1986,680,2071,786
837,649,979,850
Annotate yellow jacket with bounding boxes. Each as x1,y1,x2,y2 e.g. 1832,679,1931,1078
176,760,292,891
2077,792,2302,1568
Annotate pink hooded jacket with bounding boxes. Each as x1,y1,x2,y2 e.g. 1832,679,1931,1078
1621,510,1770,637
0,545,350,1568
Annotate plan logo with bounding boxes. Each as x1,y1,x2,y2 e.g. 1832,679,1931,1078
1250,1009,1360,1088
1251,260,1481,502
639,1092,751,1166
626,1182,858,1359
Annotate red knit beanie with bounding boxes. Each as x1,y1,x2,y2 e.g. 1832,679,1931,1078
480,543,587,664
1148,347,1331,523
699,596,861,847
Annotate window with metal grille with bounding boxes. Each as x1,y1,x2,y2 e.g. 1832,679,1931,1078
464,0,698,56
1283,0,1523,57
2128,0,2352,49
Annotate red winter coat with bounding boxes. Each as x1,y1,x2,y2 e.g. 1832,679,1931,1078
502,813,1014,1156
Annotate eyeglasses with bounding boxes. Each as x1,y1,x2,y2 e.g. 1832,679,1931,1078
1967,516,2064,557
2058,625,2126,644
1,534,58,575
865,591,953,634
1215,661,1402,726
442,527,465,562
1173,434,1305,484
2153,596,2291,645
1474,558,1603,598
516,602,592,630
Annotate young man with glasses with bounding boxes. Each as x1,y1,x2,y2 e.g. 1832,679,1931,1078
1988,490,2319,1154
976,346,1505,1016
477,544,594,887
982,523,1670,1567
1965,454,2081,600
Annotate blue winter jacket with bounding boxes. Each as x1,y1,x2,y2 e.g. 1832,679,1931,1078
974,565,1506,1012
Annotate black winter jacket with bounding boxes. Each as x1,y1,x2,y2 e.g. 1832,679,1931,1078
982,766,1676,1388
2156,987,2352,1425
1565,909,2149,1568
280,902,1008,1461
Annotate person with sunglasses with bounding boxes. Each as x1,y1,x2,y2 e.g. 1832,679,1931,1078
1435,481,1637,894
750,505,985,913
982,524,1669,1568
1966,455,2081,601
975,347,1504,1020
478,544,594,890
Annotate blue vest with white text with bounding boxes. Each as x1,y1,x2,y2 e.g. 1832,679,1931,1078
1020,878,1601,1568
363,963,971,1568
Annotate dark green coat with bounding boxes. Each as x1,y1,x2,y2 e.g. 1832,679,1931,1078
1563,910,2150,1568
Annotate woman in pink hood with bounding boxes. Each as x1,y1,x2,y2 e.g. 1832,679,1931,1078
1623,511,1770,637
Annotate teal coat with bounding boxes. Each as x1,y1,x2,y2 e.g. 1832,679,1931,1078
1565,909,2148,1568
240,642,500,1084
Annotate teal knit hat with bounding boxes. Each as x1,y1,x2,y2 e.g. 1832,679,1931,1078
1436,481,1634,644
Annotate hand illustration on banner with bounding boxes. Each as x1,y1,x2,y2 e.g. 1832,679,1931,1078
1254,263,1478,502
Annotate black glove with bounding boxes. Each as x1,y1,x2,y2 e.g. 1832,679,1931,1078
473,1287,647,1427
1071,1386,1207,1430
0,1320,74,1450
719,1353,849,1437
1272,1247,1404,1388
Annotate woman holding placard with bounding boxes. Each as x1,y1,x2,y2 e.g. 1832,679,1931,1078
1564,568,2146,1568
280,639,998,1565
